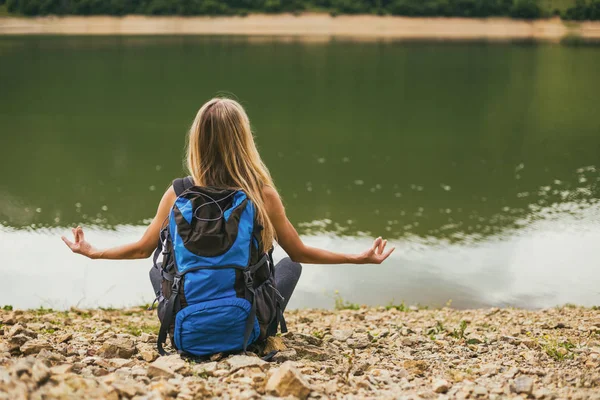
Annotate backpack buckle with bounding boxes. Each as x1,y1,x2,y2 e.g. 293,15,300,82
172,275,182,291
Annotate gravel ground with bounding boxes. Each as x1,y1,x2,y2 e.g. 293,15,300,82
1,305,599,399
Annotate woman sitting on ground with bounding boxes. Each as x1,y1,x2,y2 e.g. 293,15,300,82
61,97,394,354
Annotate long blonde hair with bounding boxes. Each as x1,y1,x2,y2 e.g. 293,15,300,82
186,97,276,250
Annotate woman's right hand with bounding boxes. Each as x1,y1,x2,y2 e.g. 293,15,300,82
61,226,98,259
357,237,395,264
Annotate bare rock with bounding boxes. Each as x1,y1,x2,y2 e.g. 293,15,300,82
149,380,179,397
512,376,534,395
292,332,322,347
295,345,328,361
191,361,218,377
347,334,370,349
12,357,34,377
57,332,73,343
473,385,488,397
98,338,136,359
264,336,287,354
480,363,500,376
8,324,37,339
20,339,52,356
331,329,354,342
140,348,158,362
147,355,188,379
51,364,74,375
32,360,50,385
265,361,311,400
226,355,267,372
111,380,141,398
272,349,297,362
8,334,29,353
139,332,157,343
433,378,450,393
108,358,136,369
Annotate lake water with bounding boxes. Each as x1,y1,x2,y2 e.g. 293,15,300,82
1,36,599,310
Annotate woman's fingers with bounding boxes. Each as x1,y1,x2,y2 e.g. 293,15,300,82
371,237,382,253
61,236,76,251
380,246,395,262
379,239,387,254
76,226,85,242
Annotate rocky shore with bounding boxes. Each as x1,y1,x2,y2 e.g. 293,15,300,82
0,305,599,399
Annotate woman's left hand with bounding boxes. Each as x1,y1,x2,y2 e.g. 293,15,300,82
357,237,395,264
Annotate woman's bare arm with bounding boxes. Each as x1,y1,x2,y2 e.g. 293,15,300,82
263,186,394,264
61,186,177,260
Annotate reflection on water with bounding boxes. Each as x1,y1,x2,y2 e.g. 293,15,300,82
1,36,599,309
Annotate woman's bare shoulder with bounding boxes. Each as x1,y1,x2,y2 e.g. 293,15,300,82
262,185,284,212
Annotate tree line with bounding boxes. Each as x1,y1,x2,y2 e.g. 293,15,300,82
1,0,599,20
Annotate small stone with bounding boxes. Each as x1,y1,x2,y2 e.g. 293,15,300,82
8,324,37,339
150,380,179,397
404,360,428,376
140,349,158,362
50,364,74,375
20,339,52,355
139,332,152,343
57,332,73,343
331,329,353,342
32,361,50,385
473,386,488,397
265,361,311,400
93,367,109,377
273,349,297,362
501,335,522,345
264,336,287,354
192,361,218,377
147,355,188,379
433,378,450,393
98,338,136,359
480,364,499,376
293,333,322,346
347,335,370,349
108,358,136,369
533,388,556,399
12,357,34,377
226,355,267,372
111,380,139,398
296,345,328,361
512,376,534,395
9,334,30,351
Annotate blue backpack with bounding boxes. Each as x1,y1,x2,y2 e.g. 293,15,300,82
151,177,287,357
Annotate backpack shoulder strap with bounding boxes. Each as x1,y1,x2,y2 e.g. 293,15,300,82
173,176,194,196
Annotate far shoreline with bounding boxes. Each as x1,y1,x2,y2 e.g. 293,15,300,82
1,13,600,41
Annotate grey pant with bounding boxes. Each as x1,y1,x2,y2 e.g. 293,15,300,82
149,257,302,310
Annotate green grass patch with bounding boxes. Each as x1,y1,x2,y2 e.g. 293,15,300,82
123,323,158,336
385,301,408,312
34,306,55,315
312,330,325,340
450,320,469,340
543,338,575,361
333,292,361,311
2,305,13,311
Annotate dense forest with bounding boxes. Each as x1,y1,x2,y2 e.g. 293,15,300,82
1,0,599,20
